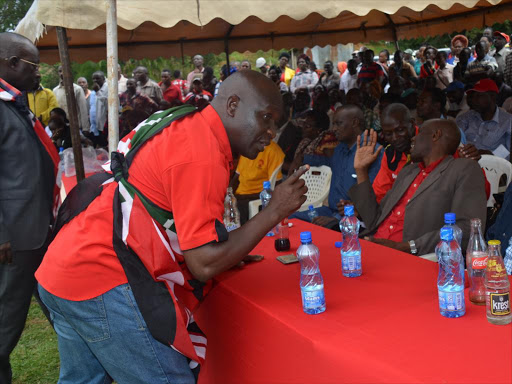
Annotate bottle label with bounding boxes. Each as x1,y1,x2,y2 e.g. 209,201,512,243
490,292,511,316
301,288,325,310
438,290,465,312
342,255,361,272
471,256,488,270
487,259,508,279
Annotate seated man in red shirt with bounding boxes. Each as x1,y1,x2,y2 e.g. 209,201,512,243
349,119,487,256
185,76,213,108
35,71,308,383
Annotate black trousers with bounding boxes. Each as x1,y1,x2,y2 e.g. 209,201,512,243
0,245,50,384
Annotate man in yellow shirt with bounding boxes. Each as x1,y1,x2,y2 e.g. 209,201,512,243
27,75,59,126
231,140,285,223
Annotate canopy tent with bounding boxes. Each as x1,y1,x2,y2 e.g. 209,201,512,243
16,0,511,64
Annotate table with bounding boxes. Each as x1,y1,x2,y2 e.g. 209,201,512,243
195,220,512,384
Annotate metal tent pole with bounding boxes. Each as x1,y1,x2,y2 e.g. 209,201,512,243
106,0,119,155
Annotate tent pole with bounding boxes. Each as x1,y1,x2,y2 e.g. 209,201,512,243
56,27,85,182
106,0,119,155
225,25,234,70
385,14,400,51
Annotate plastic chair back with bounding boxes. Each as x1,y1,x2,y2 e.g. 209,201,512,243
478,155,512,207
298,165,332,212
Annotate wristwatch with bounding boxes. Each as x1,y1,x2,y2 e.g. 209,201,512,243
408,240,418,255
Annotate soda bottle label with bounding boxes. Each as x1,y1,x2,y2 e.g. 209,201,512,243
438,290,465,312
225,223,240,232
490,292,511,316
471,256,488,270
301,288,325,310
487,259,508,279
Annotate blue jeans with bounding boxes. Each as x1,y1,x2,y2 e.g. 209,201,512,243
38,283,195,384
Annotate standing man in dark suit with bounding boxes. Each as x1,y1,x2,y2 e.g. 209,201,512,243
0,32,58,384
349,119,487,255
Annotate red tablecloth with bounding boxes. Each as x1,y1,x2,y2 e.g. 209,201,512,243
196,220,512,384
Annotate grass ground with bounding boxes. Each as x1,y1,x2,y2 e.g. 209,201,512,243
11,299,60,384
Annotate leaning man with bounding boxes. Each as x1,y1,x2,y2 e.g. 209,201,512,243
36,71,307,383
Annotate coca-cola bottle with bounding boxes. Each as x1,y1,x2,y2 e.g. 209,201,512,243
466,218,488,305
485,240,511,325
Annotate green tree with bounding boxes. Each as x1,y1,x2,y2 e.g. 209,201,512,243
0,0,33,32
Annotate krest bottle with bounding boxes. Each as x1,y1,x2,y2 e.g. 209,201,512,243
339,205,362,277
297,231,326,315
436,227,465,318
466,218,488,305
485,240,511,325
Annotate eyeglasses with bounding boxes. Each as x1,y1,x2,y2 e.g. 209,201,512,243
2,57,39,70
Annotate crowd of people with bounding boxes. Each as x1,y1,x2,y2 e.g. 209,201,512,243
1,25,512,383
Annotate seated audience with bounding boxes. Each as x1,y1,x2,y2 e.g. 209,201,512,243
456,78,512,159
465,41,498,82
350,120,487,255
445,81,469,118
184,77,213,108
291,105,383,228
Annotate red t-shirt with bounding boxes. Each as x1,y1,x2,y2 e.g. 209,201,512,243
36,106,233,301
158,81,182,104
374,157,444,242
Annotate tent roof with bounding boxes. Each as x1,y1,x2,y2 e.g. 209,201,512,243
16,0,511,64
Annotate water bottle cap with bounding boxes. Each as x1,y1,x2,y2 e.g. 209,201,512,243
444,212,456,224
488,240,501,246
334,241,342,248
344,205,354,216
59,146,64,153
300,231,312,243
308,205,314,210
263,181,271,189
440,226,454,241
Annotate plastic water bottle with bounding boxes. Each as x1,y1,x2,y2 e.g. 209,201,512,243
504,238,512,276
259,181,274,236
466,218,488,305
485,240,511,325
444,213,463,246
339,205,362,277
307,205,318,222
297,231,326,315
223,187,240,232
436,227,466,318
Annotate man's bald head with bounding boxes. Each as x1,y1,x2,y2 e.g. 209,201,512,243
211,70,284,159
332,104,365,144
411,119,461,163
0,32,40,91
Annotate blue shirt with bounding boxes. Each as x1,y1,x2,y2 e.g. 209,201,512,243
456,107,512,159
304,139,383,211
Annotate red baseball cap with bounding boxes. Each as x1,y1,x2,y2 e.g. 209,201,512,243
466,78,499,94
493,31,510,43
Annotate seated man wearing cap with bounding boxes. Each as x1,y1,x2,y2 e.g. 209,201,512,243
456,78,512,159
445,81,470,118
493,31,511,73
184,75,212,108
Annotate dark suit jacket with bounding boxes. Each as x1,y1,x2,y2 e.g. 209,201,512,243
349,157,487,255
0,100,55,251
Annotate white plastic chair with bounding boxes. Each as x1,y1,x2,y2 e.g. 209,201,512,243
247,163,283,219
297,165,332,212
478,155,512,207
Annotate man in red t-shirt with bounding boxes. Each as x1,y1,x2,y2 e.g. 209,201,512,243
159,69,182,107
36,71,308,382
349,119,487,256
